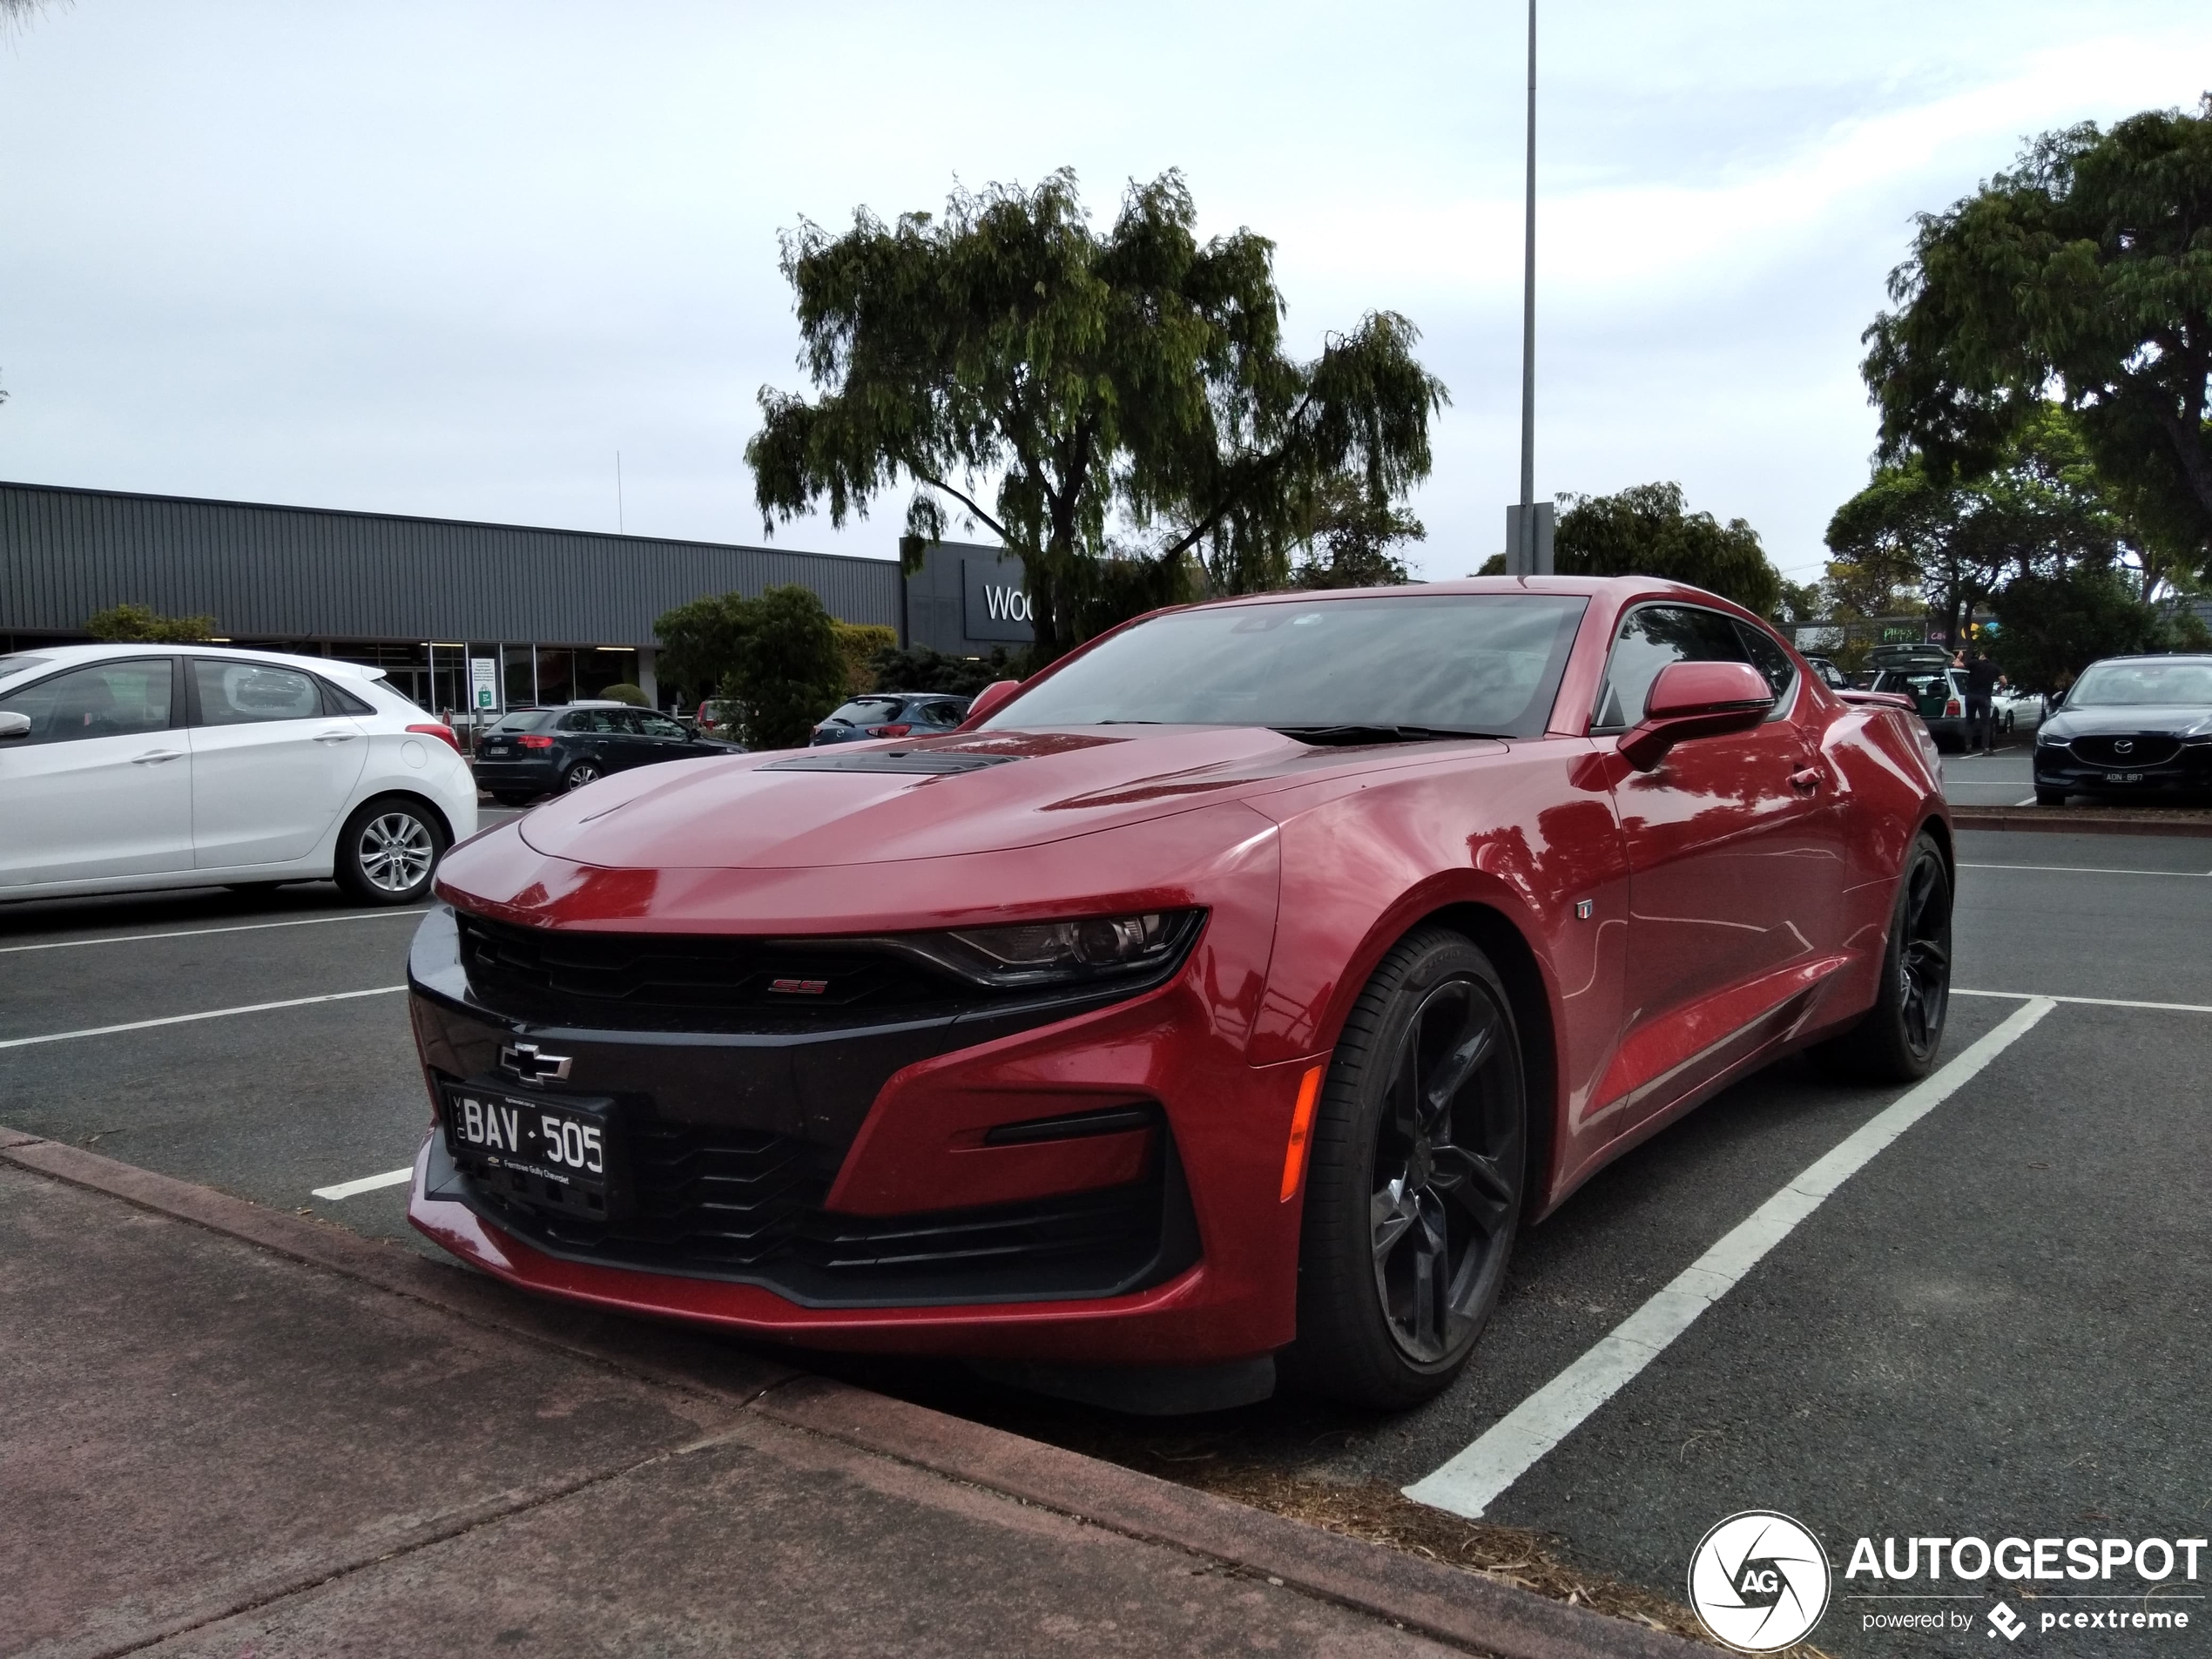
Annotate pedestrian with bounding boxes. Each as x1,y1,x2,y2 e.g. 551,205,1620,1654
1964,648,2000,754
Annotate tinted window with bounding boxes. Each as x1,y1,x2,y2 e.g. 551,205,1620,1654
193,659,322,725
920,700,966,725
560,709,616,733
1733,622,1797,700
637,712,687,738
1593,606,1756,729
492,710,554,732
321,678,377,717
1,658,174,745
990,595,1589,738
2068,660,2212,707
826,697,905,725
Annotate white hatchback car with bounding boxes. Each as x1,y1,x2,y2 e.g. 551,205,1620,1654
0,644,478,906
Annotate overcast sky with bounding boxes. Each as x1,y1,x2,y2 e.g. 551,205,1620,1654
3,2,2208,584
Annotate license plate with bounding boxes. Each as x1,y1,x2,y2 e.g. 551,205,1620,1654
482,743,509,756
443,1085,613,1198
2107,772,2144,784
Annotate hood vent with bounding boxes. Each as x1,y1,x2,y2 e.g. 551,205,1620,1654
759,749,1023,775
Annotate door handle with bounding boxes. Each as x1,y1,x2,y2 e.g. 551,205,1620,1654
314,729,360,744
131,748,185,765
1789,767,1821,792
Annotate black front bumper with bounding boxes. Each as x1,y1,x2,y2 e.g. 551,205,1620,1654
2034,742,2212,799
405,907,1200,1308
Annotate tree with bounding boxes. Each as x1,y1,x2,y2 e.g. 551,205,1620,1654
831,622,899,693
651,585,850,747
1287,475,1422,589
1826,408,2129,644
864,644,1014,696
729,585,850,748
1989,566,2196,691
745,169,1447,660
1863,98,2212,582
598,682,648,707
84,603,216,643
1552,482,1782,615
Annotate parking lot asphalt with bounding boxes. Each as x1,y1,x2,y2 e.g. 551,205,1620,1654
3,813,2207,1656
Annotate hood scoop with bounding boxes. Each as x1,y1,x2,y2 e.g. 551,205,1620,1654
759,749,1024,776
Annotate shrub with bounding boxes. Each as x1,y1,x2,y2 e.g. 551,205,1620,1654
84,603,217,643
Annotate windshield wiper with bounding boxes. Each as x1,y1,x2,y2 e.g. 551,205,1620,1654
1271,724,1510,745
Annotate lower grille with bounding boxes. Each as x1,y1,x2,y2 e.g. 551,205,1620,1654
440,1112,1196,1309
2070,735,2181,768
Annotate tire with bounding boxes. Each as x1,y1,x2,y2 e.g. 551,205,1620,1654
562,762,602,792
2034,787,2067,806
1811,831,1952,1084
1282,927,1527,1410
334,796,448,907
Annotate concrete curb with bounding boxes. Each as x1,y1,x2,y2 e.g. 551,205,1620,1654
1952,806,2212,837
3,1136,1708,1659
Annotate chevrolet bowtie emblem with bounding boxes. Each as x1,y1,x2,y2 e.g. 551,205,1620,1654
499,1042,572,1083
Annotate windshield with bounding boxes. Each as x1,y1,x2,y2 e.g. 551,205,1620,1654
988,594,1589,738
2067,660,2212,708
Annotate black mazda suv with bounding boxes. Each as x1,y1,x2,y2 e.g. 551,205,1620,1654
2033,654,2212,805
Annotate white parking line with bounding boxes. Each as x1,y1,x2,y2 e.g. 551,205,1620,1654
311,1166,415,1201
1959,862,2211,878
1403,997,2056,1521
0,986,407,1050
1953,988,2212,1015
0,910,427,955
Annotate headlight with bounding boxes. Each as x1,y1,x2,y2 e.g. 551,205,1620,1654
2036,726,2068,746
860,909,1205,990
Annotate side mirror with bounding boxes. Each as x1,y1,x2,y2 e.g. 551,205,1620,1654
0,711,30,742
959,679,1022,729
1617,660,1775,771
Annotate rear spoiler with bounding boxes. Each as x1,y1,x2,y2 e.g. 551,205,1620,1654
1838,689,1915,711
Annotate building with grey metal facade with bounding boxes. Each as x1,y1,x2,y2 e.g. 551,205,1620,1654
1,479,911,713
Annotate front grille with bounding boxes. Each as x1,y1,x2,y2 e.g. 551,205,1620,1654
455,912,975,1032
444,1112,1190,1307
2070,735,2182,769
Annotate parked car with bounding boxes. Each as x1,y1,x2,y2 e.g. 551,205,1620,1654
810,691,973,745
0,643,476,906
1867,645,1973,751
406,577,1951,1412
695,698,743,739
471,701,743,804
1992,685,2047,736
2032,653,2212,805
1800,653,1850,691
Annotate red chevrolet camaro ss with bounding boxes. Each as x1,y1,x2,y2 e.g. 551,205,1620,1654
407,577,1952,1411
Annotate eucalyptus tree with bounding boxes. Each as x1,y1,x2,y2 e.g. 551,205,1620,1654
1864,98,2212,578
745,169,1447,659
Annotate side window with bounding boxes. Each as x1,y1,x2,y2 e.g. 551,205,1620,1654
1592,605,1753,729
637,712,685,739
926,701,965,725
319,678,377,717
1731,621,1797,703
192,659,322,725
0,659,174,745
562,710,610,734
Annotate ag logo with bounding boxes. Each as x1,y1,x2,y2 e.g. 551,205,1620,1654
1687,1511,1831,1651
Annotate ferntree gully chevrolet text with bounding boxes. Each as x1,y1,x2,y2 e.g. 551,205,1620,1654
405,577,1951,1411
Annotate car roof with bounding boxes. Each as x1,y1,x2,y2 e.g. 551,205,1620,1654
0,640,387,685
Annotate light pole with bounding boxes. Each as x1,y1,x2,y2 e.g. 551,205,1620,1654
1504,0,1553,576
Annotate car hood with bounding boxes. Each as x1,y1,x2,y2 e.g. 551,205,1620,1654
2043,705,2212,741
514,725,1506,870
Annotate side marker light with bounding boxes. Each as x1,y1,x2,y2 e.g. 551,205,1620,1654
1279,1064,1325,1202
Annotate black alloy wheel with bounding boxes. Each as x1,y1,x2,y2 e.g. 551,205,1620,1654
1813,830,1952,1082
1285,927,1527,1409
563,761,602,792
334,795,448,907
